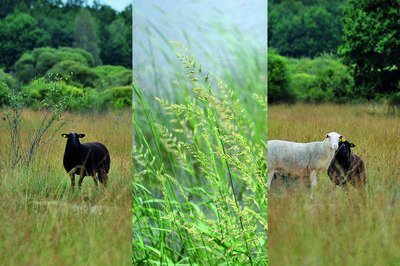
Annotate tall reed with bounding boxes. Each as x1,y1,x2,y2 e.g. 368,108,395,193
132,42,267,264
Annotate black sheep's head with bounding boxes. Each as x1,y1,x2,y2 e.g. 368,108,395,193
335,139,355,162
62,132,85,148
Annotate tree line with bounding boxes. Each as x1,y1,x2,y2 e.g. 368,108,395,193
268,0,345,59
269,0,400,107
0,0,132,72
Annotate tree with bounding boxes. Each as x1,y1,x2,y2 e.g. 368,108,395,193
338,0,400,100
268,1,344,58
268,48,294,103
100,18,132,68
73,9,102,66
0,12,42,71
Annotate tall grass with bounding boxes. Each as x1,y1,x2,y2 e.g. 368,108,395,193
269,103,400,265
0,109,132,265
132,40,267,263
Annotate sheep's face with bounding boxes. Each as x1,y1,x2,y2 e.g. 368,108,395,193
325,132,343,150
336,140,355,162
62,132,86,148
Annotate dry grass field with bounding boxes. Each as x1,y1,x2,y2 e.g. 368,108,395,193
269,103,400,265
0,109,132,265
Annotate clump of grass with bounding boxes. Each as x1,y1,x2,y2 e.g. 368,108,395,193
133,44,267,264
269,103,400,265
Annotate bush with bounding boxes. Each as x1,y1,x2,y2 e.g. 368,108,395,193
94,65,132,90
291,73,318,102
66,87,100,111
0,70,16,106
268,49,294,103
100,86,132,108
14,47,96,85
48,60,100,88
23,77,102,112
57,47,95,67
33,48,60,78
14,53,36,84
288,55,355,103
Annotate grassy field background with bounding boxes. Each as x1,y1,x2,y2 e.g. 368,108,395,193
0,109,132,265
269,103,400,265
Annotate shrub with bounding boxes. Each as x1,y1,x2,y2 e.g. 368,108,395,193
288,55,355,103
291,73,318,102
48,60,100,88
14,54,36,84
66,87,100,111
94,65,132,90
33,48,60,78
268,49,294,103
24,77,102,112
100,86,132,108
14,47,96,85
0,69,15,89
57,47,95,67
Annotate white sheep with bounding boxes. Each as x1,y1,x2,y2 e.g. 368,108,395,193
268,132,344,199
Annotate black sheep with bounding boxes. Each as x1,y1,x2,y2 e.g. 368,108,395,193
62,132,110,190
327,139,366,189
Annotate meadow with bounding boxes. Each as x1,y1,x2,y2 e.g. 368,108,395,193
0,109,132,265
269,103,400,265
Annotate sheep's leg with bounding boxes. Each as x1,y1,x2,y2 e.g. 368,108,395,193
310,171,318,200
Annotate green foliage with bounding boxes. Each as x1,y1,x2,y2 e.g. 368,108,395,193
22,73,132,112
268,0,345,58
268,48,294,103
94,65,132,90
0,73,14,91
48,60,100,88
57,47,95,67
0,11,42,70
14,47,95,85
25,78,84,109
73,9,102,66
14,53,36,84
65,87,101,111
100,18,132,68
33,48,61,78
288,55,355,103
101,86,132,109
11,46,131,111
0,1,131,71
338,0,400,100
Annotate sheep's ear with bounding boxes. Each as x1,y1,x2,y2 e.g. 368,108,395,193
339,135,346,141
78,134,85,138
350,143,356,147
62,134,68,138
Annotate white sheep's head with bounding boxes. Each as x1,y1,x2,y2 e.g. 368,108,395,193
324,132,345,151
